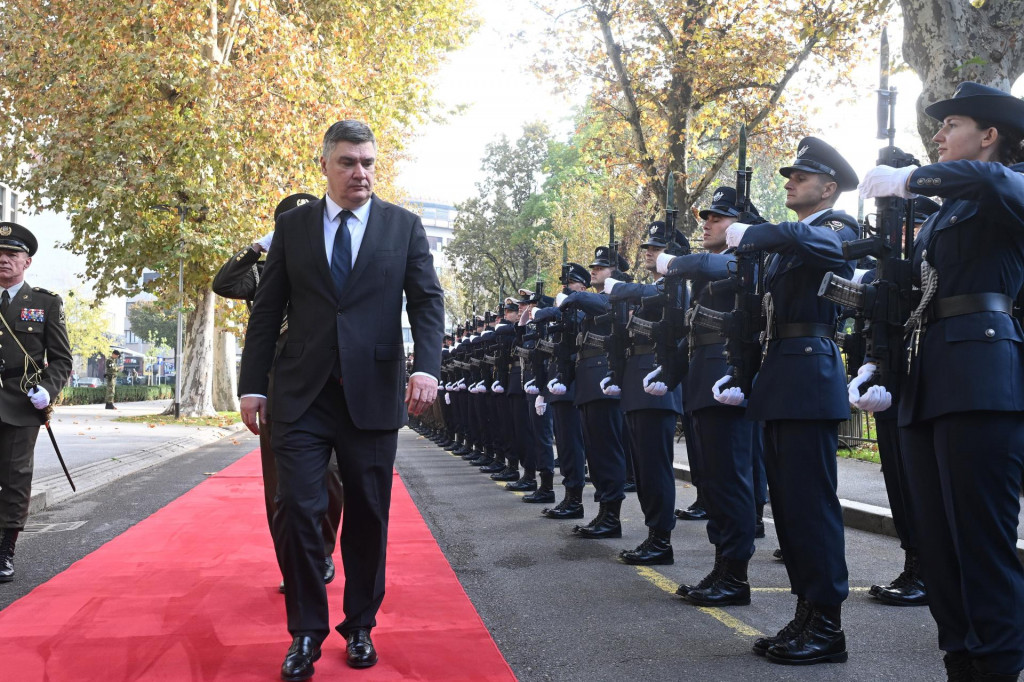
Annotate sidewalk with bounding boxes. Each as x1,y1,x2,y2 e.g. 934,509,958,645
671,438,1024,559
29,399,248,515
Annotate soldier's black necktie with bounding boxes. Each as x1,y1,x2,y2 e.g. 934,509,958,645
1,290,9,316
331,210,353,295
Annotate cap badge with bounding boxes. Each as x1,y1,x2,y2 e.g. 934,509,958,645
953,84,963,97
713,191,723,202
797,145,809,158
0,226,10,236
649,225,658,235
296,198,309,206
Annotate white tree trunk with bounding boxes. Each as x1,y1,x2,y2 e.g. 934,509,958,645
212,329,239,412
899,0,1024,161
172,288,217,417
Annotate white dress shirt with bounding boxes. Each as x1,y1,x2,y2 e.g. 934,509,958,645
323,194,371,268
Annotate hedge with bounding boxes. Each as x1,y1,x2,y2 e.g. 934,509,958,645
56,384,174,406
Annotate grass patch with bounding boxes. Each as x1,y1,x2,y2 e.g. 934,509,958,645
114,412,242,428
838,442,880,464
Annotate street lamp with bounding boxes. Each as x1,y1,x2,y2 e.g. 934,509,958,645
150,203,186,420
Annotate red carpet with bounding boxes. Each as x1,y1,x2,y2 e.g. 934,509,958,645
0,450,516,681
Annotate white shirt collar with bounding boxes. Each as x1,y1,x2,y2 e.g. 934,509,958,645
324,194,371,225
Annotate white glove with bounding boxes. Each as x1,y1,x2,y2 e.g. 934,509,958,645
28,386,50,410
256,230,275,252
600,376,621,396
491,380,505,394
656,252,675,275
603,277,621,295
859,165,918,200
444,393,451,405
469,381,482,394
524,378,540,395
643,367,668,396
456,379,466,391
725,223,751,249
535,395,547,416
518,306,534,326
555,292,568,308
547,377,567,395
712,375,745,406
848,362,892,411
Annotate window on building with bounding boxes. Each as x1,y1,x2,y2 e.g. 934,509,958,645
426,236,443,251
9,193,17,222
0,186,6,222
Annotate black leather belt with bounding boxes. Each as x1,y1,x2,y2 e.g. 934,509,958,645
927,293,1013,321
630,344,655,356
774,323,836,340
690,332,723,347
578,347,604,360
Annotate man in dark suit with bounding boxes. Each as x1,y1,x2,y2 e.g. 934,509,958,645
238,120,444,681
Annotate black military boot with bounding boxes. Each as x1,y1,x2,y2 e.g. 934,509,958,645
573,502,606,534
452,438,471,456
479,457,506,474
505,469,538,492
676,546,722,597
675,489,707,520
972,664,1021,682
620,528,673,565
871,549,928,606
0,529,19,583
942,652,973,682
574,499,622,539
542,486,584,520
462,445,483,461
490,459,520,482
522,471,555,503
685,558,750,606
469,446,493,466
752,597,811,656
443,435,458,451
766,603,847,665
105,402,117,409
623,479,637,493
755,504,766,539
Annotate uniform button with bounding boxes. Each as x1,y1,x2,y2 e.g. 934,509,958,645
949,215,957,224
804,346,813,353
985,328,995,338
27,326,33,332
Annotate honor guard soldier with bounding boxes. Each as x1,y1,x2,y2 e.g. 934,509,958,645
723,138,859,665
104,349,121,409
600,221,683,564
649,187,763,603
532,263,589,519
859,82,1024,682
552,246,630,539
521,291,557,503
479,299,520,476
0,222,73,582
212,192,343,592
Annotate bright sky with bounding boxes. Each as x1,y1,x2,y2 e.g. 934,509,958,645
396,6,1024,218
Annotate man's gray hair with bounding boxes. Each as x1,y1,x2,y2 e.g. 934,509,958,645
322,120,376,159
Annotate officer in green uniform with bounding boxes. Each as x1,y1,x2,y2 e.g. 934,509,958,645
104,350,121,409
0,222,73,582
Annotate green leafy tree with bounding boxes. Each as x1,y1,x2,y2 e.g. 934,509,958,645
0,0,476,415
62,289,115,372
126,301,178,347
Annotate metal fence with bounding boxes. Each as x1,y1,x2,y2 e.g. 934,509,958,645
839,408,877,448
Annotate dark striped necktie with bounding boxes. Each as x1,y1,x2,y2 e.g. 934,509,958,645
331,210,353,295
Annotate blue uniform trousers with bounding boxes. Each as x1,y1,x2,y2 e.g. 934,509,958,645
691,406,755,562
625,410,677,532
509,391,534,468
752,423,767,508
529,398,555,474
552,401,586,488
763,419,848,606
580,400,625,503
876,417,915,550
901,412,1024,675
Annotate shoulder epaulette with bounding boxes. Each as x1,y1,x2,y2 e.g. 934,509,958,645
32,287,60,297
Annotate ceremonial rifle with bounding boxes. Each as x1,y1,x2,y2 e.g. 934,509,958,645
818,27,917,388
597,214,629,387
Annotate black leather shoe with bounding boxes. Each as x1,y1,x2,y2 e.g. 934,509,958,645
623,481,637,493
281,636,321,681
0,529,17,583
674,503,707,521
943,652,974,682
522,487,555,503
619,530,673,565
765,607,847,665
753,598,811,656
479,461,506,474
685,571,750,606
574,500,622,538
344,628,378,669
490,466,520,482
323,557,335,584
542,499,584,519
505,476,538,492
871,550,928,606
772,547,784,560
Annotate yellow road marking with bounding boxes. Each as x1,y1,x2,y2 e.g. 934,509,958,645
633,566,763,637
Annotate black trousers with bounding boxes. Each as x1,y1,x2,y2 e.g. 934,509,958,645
691,406,755,561
763,419,848,607
272,379,398,642
528,398,555,474
0,422,39,529
625,410,677,532
551,401,586,489
875,417,916,551
901,412,1024,675
579,400,625,503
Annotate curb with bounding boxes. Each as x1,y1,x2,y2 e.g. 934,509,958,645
29,422,250,515
673,463,1024,562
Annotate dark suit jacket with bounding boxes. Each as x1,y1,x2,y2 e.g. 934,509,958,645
237,194,445,430
0,281,73,426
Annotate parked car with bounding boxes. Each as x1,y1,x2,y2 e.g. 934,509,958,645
74,377,103,388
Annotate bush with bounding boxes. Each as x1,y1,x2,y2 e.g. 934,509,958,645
56,384,174,406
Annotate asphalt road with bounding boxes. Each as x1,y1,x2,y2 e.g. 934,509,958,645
4,428,948,680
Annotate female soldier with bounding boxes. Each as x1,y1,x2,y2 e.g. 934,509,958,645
859,82,1024,682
